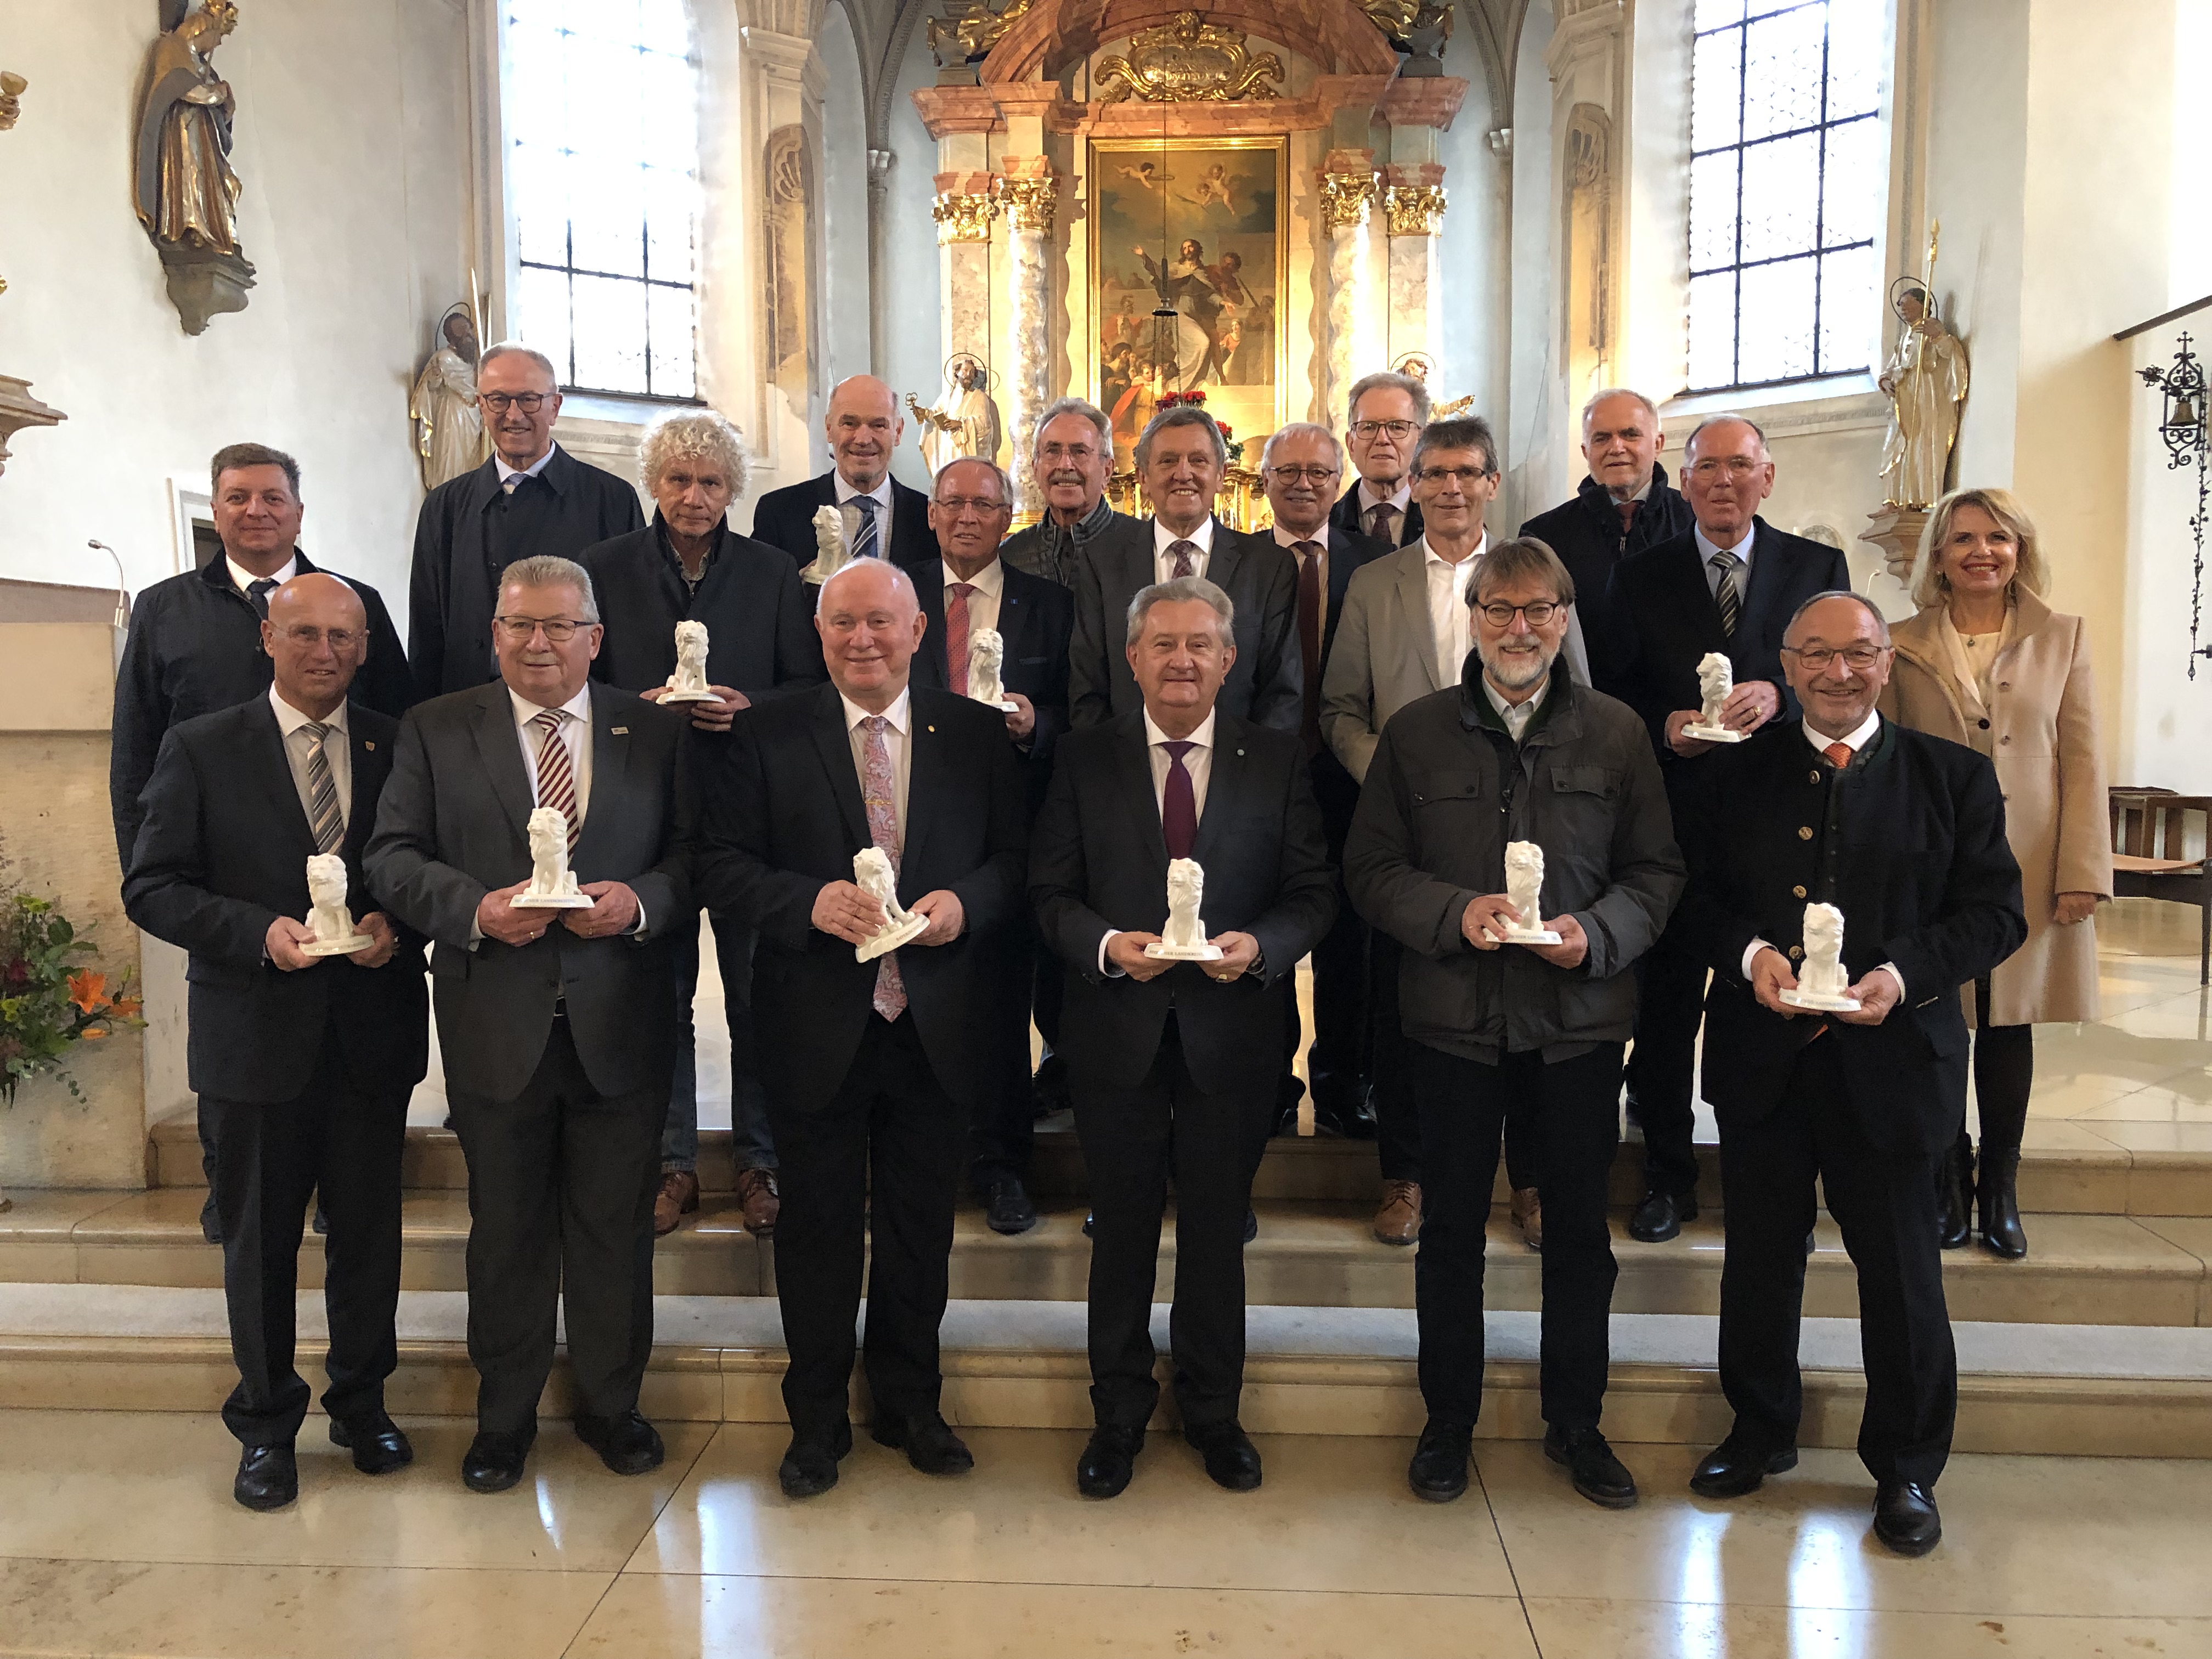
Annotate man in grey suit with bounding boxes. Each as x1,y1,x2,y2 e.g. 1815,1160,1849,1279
366,555,694,1496
1068,405,1302,734
1321,415,1590,1250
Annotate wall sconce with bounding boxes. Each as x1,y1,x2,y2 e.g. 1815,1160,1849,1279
2138,333,2212,677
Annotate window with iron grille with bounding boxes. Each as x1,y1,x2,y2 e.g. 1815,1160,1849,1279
1687,0,1886,392
506,0,699,399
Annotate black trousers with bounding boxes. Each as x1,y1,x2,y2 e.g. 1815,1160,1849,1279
446,1019,665,1434
1624,926,1705,1196
971,930,1045,1184
1717,1036,1957,1488
1409,1041,1624,1431
770,1012,968,1438
1077,1019,1274,1431
1291,885,1368,1117
1368,932,1423,1183
203,1024,408,1448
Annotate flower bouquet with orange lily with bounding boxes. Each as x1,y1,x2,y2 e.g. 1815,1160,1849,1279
1,861,144,1108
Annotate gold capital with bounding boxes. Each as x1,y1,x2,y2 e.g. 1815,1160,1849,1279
1321,171,1380,232
999,175,1058,235
932,189,1001,244
1384,184,1447,237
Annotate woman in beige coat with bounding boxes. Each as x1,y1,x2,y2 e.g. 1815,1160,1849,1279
1879,487,2111,1258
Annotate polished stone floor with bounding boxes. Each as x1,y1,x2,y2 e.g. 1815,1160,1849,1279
0,1409,2205,1657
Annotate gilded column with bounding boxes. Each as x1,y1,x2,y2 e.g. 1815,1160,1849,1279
1384,164,1447,376
998,159,1058,519
1321,150,1380,435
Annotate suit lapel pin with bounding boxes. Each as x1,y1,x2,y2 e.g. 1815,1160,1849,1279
611,726,629,735
364,740,375,751
927,724,936,733
1237,748,1245,757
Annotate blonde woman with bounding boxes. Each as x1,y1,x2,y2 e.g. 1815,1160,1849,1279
1878,488,2111,1257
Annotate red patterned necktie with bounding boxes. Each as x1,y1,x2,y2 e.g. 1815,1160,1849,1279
1167,539,1197,580
1294,541,1324,755
860,714,907,1019
1366,502,1396,545
946,582,974,696
1823,741,1854,771
530,709,579,850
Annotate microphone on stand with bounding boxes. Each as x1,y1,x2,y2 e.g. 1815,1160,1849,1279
87,540,132,666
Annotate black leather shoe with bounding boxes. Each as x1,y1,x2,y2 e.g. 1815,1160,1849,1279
1544,1425,1638,1509
982,1177,1039,1235
1872,1480,1942,1556
329,1409,413,1474
1185,1420,1262,1492
1690,1431,1797,1498
1244,1207,1259,1244
234,1442,297,1511
872,1409,974,1475
1407,1419,1472,1503
199,1190,223,1245
1938,1138,1974,1249
1076,1424,1144,1498
461,1429,534,1493
777,1421,854,1499
575,1409,665,1476
1628,1188,1697,1243
1977,1147,2028,1259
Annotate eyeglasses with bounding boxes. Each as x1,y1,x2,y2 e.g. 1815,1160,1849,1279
1037,442,1099,464
480,392,550,414
276,625,364,651
1350,420,1420,441
1780,644,1889,671
1474,601,1560,627
494,614,591,644
1686,456,1764,479
932,495,1010,516
1415,465,1492,487
1266,464,1340,485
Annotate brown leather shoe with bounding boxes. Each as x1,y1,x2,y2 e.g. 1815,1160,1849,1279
1373,1180,1422,1246
652,1169,699,1237
737,1167,781,1238
1510,1187,1543,1252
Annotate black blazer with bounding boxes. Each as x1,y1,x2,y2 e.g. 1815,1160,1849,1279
580,517,824,701
122,697,428,1104
364,682,694,1104
1029,708,1337,1094
749,471,935,572
407,446,646,703
910,556,1076,795
1329,486,1423,549
1519,464,1695,674
110,552,413,867
696,681,1030,1114
1068,519,1304,734
1673,718,2026,1155
1599,517,1852,771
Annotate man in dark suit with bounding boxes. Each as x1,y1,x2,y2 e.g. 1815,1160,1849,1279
112,441,413,1243
581,410,824,1243
748,375,934,572
407,343,645,702
907,458,1075,1235
1672,591,2025,1556
1069,405,1301,733
697,558,1028,1499
1600,414,1852,1243
367,554,693,1495
1257,422,1388,1136
123,574,428,1512
1518,388,1694,668
998,398,1146,590
1032,575,1336,1499
1327,370,1430,550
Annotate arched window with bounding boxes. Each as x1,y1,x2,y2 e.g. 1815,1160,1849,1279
1686,0,1885,392
506,0,700,398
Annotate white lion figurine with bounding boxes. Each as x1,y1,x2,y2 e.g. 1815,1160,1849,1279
1799,901,1850,1000
1694,652,1734,732
523,805,582,900
969,627,1009,707
304,853,359,945
667,619,712,697
801,504,850,584
1503,840,1548,936
855,845,916,932
1162,857,1207,952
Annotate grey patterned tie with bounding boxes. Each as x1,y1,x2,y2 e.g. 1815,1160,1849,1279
302,722,344,854
1711,550,1742,638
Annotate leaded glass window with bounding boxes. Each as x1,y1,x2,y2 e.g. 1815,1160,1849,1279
507,0,699,398
1688,0,1885,392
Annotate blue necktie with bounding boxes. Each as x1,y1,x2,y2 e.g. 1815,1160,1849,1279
852,495,881,562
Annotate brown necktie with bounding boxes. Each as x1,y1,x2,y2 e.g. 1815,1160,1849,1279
1365,503,1396,545
1294,540,1324,755
1167,539,1197,579
946,582,974,697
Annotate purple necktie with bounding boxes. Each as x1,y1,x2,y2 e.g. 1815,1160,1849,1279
1160,740,1197,860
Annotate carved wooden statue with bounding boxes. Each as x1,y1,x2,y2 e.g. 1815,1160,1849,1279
134,0,257,332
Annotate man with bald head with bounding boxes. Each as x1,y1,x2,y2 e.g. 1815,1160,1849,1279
701,558,1028,1499
750,374,936,572
126,573,428,1512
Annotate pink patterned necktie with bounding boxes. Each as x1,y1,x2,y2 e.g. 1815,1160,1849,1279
531,709,580,849
946,582,975,696
1167,539,1197,579
860,714,907,1019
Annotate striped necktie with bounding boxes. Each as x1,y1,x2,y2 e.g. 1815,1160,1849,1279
531,708,580,850
1167,539,1197,579
302,722,344,854
1711,550,1742,637
851,495,881,562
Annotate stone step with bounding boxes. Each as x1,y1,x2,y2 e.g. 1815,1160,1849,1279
7,1188,2209,1329
142,1110,2212,1218
0,1283,2205,1459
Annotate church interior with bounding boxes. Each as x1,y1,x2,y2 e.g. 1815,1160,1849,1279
2,0,2211,1654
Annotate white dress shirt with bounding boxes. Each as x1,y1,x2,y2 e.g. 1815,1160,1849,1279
1483,673,1544,742
840,685,912,838
1099,708,1217,973
836,472,895,560
1742,709,1904,997
268,685,351,832
510,683,594,820
1151,515,1216,584
943,556,1004,641
494,443,560,490
1693,521,1756,600
1423,532,1487,687
227,553,299,597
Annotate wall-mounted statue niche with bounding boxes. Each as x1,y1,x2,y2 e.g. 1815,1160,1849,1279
134,0,257,335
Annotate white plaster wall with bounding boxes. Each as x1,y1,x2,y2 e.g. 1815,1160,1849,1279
817,3,873,397
878,27,941,497
0,0,473,621
1432,27,1505,435
1502,0,1559,532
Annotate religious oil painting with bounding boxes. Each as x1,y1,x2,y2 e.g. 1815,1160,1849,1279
1089,137,1288,465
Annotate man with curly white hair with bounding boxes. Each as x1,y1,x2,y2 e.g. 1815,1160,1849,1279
581,408,825,1240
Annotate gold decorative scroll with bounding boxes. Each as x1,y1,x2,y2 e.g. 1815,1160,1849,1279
926,0,1037,67
999,175,1058,235
1094,13,1285,105
1320,170,1380,231
932,188,1000,244
1383,183,1446,236
1356,0,1453,43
